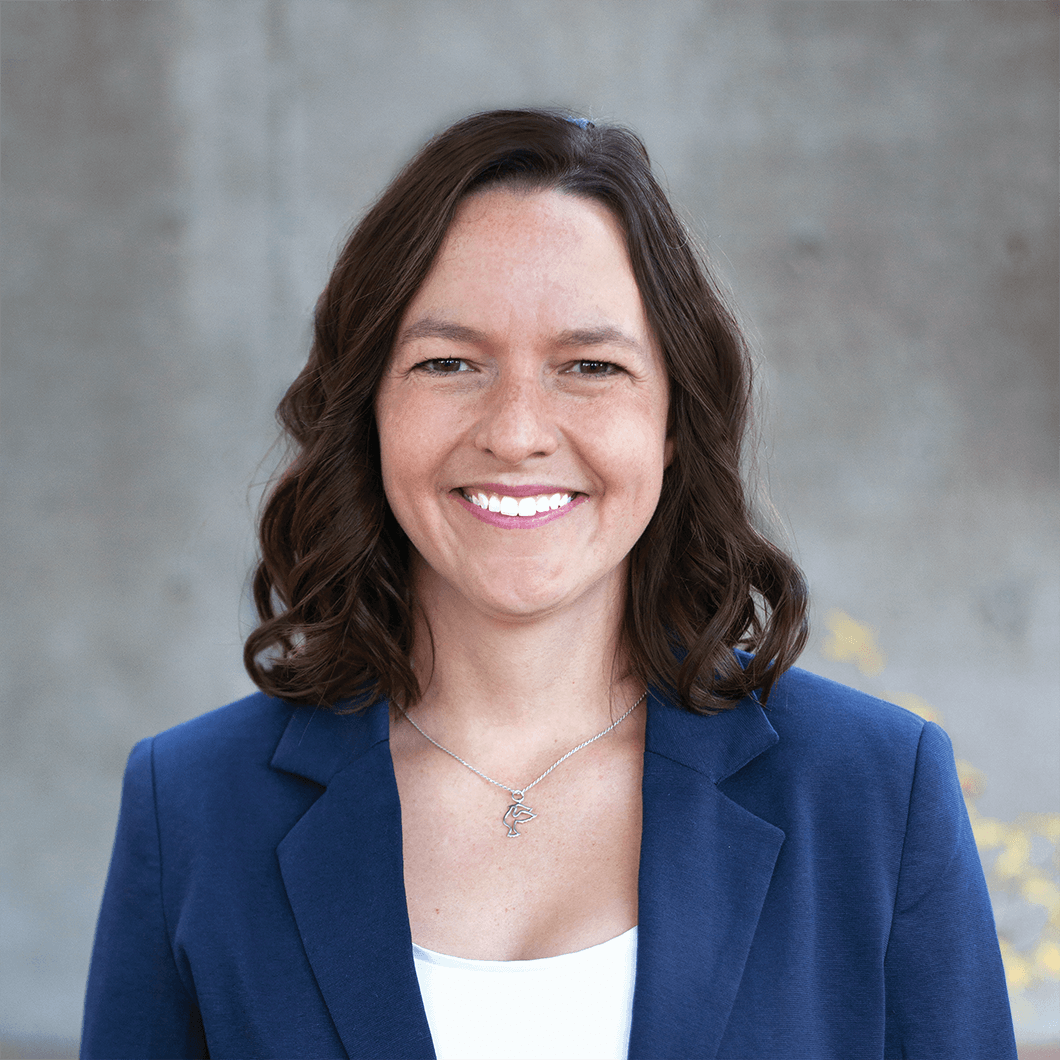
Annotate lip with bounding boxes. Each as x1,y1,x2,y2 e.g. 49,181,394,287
453,489,587,529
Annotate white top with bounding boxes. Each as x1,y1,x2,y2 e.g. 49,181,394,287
412,927,638,1060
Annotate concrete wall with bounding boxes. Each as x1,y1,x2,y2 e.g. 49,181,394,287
2,1,1057,1051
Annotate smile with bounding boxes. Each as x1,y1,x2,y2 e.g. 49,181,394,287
460,490,574,516
453,487,586,529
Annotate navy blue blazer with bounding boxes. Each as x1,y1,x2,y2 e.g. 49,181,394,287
82,667,1016,1059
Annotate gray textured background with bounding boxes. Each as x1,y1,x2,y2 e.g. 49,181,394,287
2,1,1058,1053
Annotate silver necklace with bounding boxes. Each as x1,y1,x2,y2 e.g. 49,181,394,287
401,691,646,837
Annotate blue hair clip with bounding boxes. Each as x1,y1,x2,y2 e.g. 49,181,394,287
566,116,594,130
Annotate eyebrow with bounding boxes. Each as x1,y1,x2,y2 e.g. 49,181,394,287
396,317,644,352
554,325,643,351
396,318,486,347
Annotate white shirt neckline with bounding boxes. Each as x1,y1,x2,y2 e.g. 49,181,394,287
412,925,638,1060
412,924,638,970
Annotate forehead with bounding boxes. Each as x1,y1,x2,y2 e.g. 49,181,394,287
442,187,627,273
400,186,652,340
447,184,625,250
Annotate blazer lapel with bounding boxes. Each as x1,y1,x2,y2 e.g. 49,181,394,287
628,690,785,1060
272,700,435,1059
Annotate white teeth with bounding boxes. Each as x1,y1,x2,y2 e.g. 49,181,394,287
463,490,575,516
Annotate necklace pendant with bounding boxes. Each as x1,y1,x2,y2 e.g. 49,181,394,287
503,791,536,837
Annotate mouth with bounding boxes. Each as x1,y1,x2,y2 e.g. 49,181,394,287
458,488,577,517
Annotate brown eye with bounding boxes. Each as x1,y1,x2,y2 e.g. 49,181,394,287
415,358,470,374
570,360,620,376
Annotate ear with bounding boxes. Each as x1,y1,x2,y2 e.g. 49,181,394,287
664,436,675,468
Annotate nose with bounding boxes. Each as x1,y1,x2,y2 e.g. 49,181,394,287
473,373,559,464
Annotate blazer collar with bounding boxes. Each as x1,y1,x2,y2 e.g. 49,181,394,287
269,683,779,792
270,698,390,785
271,690,784,1060
643,684,778,781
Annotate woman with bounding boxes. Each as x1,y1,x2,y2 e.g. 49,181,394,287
82,110,1016,1059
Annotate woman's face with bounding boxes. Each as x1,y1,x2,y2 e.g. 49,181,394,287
375,187,671,623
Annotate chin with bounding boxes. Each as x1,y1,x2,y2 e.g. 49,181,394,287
467,566,621,624
469,585,573,621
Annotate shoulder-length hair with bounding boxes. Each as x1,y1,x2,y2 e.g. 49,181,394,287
245,108,808,712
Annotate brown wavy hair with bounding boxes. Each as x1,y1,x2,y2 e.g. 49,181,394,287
245,108,808,712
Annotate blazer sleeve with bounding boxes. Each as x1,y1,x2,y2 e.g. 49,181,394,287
883,721,1017,1059
81,738,208,1060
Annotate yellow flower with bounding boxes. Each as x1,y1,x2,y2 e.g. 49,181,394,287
821,610,885,677
1022,876,1060,917
1033,940,1060,979
994,832,1032,880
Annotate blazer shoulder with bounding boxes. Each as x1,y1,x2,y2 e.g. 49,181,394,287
726,664,949,809
765,663,928,751
120,693,344,875
139,691,388,800
147,690,295,773
720,666,968,900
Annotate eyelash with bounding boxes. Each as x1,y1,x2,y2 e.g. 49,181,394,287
411,358,623,377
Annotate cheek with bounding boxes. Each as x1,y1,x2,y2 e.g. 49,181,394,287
376,399,421,507
377,437,431,554
602,398,670,479
376,393,458,530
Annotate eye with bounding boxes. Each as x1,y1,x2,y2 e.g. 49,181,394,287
413,358,472,375
567,360,622,376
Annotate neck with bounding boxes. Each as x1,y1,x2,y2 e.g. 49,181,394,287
404,560,641,752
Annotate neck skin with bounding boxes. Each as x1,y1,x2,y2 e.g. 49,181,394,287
400,549,644,772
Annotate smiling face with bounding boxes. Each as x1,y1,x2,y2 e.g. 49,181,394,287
375,187,671,625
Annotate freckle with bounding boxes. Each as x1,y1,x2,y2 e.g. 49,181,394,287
435,908,440,914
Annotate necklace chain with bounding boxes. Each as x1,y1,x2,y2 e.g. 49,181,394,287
401,691,647,800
